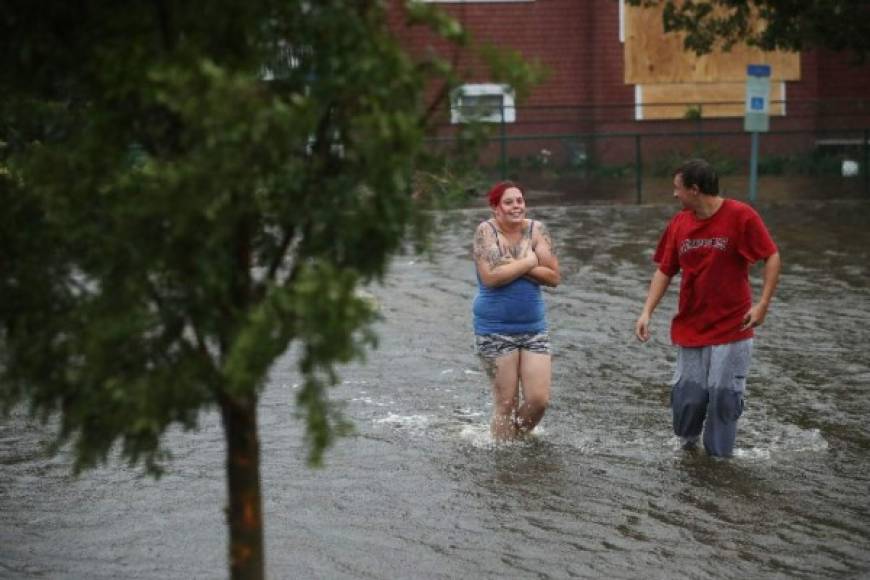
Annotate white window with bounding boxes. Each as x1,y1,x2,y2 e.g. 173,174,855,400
450,84,516,124
261,40,307,81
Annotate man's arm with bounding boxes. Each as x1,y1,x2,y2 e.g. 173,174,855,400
741,251,781,330
473,222,537,288
635,268,673,342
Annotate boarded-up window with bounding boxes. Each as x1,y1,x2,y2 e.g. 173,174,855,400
623,2,800,119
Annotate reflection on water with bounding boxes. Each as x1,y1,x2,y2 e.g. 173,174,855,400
1,200,869,579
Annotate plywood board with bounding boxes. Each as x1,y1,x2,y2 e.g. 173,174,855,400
624,3,800,84
637,82,786,120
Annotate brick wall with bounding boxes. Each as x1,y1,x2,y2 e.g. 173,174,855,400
388,0,870,135
817,50,870,100
388,0,635,112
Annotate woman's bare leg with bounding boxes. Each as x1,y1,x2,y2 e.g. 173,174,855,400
516,351,551,434
485,351,521,440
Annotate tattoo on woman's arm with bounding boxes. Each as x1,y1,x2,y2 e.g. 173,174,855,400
474,225,508,269
473,227,488,261
490,250,509,268
539,222,554,254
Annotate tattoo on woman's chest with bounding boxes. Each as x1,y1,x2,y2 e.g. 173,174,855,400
503,230,530,260
506,242,525,259
475,221,532,268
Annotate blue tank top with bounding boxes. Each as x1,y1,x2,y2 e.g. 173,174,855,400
472,221,547,335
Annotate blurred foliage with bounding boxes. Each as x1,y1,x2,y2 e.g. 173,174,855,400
683,106,703,120
758,150,849,176
0,0,539,477
650,143,738,177
628,0,870,62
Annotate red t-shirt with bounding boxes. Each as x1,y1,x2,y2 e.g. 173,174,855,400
654,199,778,347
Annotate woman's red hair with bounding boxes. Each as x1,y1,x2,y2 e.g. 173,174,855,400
487,181,522,208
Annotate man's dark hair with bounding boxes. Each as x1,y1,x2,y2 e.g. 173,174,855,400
675,158,719,195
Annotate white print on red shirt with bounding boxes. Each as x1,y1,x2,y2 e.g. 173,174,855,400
678,237,729,255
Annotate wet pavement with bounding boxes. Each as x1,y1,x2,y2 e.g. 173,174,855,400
2,198,869,579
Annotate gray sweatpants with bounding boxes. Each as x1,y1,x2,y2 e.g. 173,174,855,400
671,339,753,457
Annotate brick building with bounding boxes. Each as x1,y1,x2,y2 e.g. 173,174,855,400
390,0,870,130
389,0,870,193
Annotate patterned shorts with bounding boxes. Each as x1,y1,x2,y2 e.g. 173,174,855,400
474,332,552,360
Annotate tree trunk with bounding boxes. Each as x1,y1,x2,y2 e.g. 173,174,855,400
219,394,265,580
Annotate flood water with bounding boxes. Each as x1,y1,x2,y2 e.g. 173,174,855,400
2,198,870,579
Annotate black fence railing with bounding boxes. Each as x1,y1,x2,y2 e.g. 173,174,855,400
426,101,870,203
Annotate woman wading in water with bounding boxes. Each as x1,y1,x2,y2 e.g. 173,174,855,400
472,182,560,440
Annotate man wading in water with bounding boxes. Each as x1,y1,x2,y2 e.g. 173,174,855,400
635,159,781,457
472,182,560,440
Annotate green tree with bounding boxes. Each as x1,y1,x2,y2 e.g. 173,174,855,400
0,1,541,578
629,0,870,61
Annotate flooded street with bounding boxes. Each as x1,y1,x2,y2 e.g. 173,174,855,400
2,199,870,579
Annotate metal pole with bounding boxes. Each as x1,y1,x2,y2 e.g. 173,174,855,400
864,128,869,197
635,134,643,204
499,103,507,180
749,131,760,203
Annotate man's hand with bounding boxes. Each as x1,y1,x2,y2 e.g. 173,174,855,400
635,313,652,342
742,252,780,331
740,303,768,331
635,269,672,344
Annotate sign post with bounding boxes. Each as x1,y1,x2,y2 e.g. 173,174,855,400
745,64,771,203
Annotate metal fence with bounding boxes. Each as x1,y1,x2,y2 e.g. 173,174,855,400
426,100,870,204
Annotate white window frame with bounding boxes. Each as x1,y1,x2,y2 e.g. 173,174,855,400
619,0,626,43
450,84,516,124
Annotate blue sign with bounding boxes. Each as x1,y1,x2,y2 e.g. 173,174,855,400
745,64,771,132
747,64,772,77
